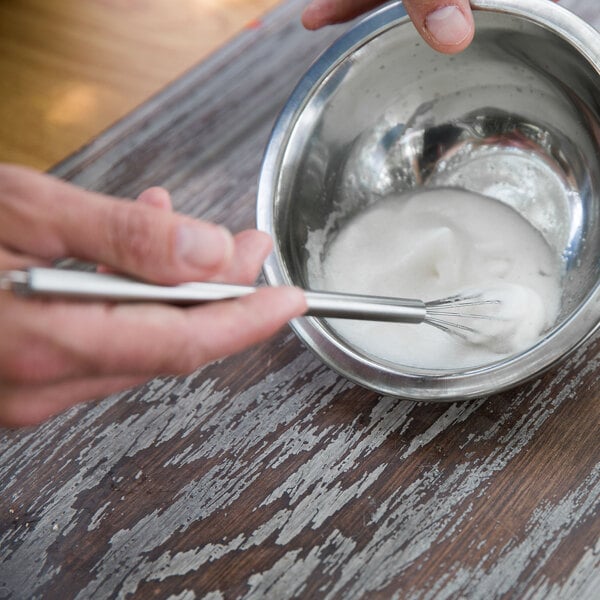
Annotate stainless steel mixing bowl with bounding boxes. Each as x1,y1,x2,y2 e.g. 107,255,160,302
257,0,600,400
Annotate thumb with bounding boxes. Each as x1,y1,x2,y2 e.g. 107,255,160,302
405,0,474,53
303,1,474,54
0,164,234,284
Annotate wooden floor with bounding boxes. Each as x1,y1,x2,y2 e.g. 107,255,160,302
0,0,281,170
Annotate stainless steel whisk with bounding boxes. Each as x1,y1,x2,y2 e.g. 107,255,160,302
0,268,500,336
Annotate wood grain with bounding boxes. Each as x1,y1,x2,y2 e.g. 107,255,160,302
1,1,599,599
0,0,280,170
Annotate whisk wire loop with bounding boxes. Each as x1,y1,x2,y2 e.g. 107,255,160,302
423,293,502,339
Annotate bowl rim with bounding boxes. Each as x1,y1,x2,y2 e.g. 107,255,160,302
256,0,600,400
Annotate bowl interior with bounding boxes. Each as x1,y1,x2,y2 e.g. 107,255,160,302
263,6,600,396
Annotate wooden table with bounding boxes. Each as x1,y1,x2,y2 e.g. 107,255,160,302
0,0,280,169
1,1,599,598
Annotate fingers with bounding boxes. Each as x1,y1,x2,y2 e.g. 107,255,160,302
302,0,385,29
0,246,49,270
0,164,234,284
159,287,306,368
0,165,271,286
92,287,306,375
212,230,273,285
97,186,175,274
0,375,146,428
133,188,274,286
136,186,173,211
303,0,475,53
0,279,305,426
0,288,305,427
0,168,299,427
0,287,307,385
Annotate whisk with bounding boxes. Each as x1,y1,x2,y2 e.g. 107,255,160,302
0,268,500,337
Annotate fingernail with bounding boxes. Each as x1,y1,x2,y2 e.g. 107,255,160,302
137,187,171,209
176,224,233,270
287,286,309,315
302,0,330,28
425,5,471,46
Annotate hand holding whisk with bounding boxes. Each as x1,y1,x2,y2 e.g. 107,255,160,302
0,268,501,339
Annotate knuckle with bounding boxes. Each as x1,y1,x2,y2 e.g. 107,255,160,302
159,335,201,376
175,344,203,375
107,204,156,270
0,299,71,385
0,165,29,209
165,322,209,375
0,165,67,259
0,164,46,205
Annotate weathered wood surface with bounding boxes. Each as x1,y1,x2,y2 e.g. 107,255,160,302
1,1,599,598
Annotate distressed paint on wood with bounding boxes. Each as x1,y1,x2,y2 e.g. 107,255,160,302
1,1,600,599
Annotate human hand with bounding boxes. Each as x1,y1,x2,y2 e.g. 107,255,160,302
303,0,475,53
0,164,306,427
303,1,557,54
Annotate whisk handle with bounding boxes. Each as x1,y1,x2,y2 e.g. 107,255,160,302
305,291,426,323
1,268,256,303
1,268,427,324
